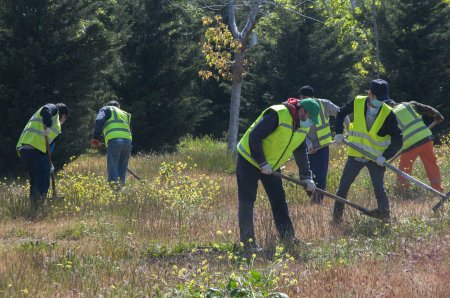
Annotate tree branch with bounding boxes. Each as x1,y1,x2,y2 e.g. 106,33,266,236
228,0,241,39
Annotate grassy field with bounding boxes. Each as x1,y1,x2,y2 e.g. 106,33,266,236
1,135,449,297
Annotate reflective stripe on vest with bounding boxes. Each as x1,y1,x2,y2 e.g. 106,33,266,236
16,107,61,155
314,99,332,146
237,105,309,170
347,96,392,158
393,103,431,151
103,106,132,146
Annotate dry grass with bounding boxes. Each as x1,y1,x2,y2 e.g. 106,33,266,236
0,135,449,297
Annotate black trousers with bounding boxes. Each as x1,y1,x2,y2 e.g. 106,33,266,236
333,157,389,218
236,154,295,245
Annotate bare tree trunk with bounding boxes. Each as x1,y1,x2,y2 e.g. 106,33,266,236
228,52,244,151
226,0,260,151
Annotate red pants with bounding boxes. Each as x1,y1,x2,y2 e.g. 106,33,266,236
397,139,444,192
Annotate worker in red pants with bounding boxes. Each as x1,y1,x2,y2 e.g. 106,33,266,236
386,100,445,192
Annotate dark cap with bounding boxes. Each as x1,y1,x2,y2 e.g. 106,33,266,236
299,98,320,125
369,79,389,101
299,85,315,97
106,100,120,108
56,103,69,117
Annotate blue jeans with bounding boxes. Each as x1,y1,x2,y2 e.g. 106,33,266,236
20,149,50,206
333,157,389,219
107,138,132,186
308,146,329,199
236,154,295,245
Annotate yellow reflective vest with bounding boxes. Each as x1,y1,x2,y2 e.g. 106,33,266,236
103,106,132,146
16,107,61,156
393,103,431,152
237,105,309,170
314,99,332,146
347,96,392,158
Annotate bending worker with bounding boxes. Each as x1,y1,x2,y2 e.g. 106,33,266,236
334,79,402,221
386,100,445,193
16,103,69,210
236,97,319,250
299,85,340,204
91,100,132,189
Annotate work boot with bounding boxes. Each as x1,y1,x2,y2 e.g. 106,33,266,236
366,208,390,220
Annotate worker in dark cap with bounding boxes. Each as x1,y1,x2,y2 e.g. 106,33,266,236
298,85,341,204
333,79,402,221
91,100,132,190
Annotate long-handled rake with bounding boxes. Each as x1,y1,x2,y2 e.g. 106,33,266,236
272,171,382,219
342,139,449,211
44,136,64,200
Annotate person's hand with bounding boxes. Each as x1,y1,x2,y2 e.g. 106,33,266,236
302,179,316,192
376,156,386,166
334,134,345,145
50,163,54,174
91,139,102,150
43,127,51,137
260,164,273,175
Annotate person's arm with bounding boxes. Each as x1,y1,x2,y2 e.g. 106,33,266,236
378,111,403,160
40,103,58,128
410,101,444,123
335,99,355,134
323,99,340,117
93,107,112,140
248,112,279,166
293,142,313,180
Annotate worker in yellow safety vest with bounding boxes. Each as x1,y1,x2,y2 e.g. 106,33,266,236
236,97,319,251
386,100,445,193
16,103,69,209
299,85,341,205
91,101,132,189
333,79,402,221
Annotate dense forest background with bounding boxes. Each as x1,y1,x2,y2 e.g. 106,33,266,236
1,0,449,176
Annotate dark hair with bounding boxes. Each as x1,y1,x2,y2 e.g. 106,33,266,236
299,85,315,97
106,100,120,108
56,103,69,117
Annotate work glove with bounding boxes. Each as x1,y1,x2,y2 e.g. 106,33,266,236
260,164,273,175
302,179,316,192
91,138,102,150
50,163,54,174
43,127,51,137
334,134,345,145
376,156,386,166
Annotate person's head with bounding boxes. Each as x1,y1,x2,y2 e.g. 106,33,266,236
106,100,120,108
56,103,69,125
367,79,389,107
297,98,320,127
298,85,315,99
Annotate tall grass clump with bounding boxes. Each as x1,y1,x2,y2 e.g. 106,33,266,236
176,135,236,174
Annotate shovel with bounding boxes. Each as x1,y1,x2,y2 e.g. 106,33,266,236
342,139,449,211
388,121,439,163
127,168,141,180
44,135,58,199
272,171,382,219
